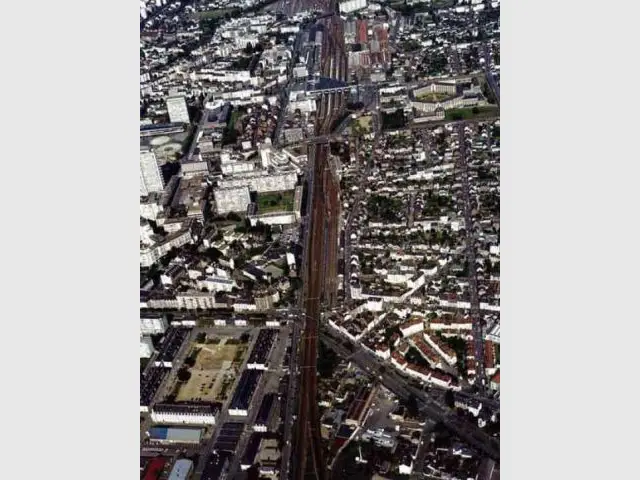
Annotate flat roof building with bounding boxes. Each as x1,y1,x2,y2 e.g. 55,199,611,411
214,186,251,215
166,95,190,124
140,150,164,195
148,426,203,444
168,459,193,480
151,403,218,425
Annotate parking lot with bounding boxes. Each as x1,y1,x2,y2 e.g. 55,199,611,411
362,388,401,433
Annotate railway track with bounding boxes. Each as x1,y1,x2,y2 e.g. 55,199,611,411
290,5,346,479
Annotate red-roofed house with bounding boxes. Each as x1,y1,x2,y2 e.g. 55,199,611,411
411,336,444,369
356,19,368,44
484,340,498,376
429,315,473,332
391,351,407,371
430,369,460,390
423,331,457,366
405,363,431,383
374,345,391,360
143,457,167,480
490,370,500,391
400,318,424,337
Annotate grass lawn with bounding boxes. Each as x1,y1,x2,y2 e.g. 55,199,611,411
356,115,372,131
445,105,499,121
416,91,452,102
257,190,295,214
351,115,372,136
195,8,237,19
228,109,242,130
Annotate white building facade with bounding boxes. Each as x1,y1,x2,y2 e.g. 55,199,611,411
151,405,217,425
140,316,168,335
166,95,190,124
140,150,164,195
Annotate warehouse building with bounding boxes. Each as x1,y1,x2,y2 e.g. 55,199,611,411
148,426,203,444
151,404,218,425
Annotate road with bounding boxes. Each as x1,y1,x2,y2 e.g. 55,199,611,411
279,320,300,479
456,123,487,392
343,108,378,305
410,419,438,479
481,42,500,107
342,137,361,305
185,92,213,162
274,28,306,148
407,191,417,228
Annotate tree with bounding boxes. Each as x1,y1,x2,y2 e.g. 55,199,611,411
317,341,339,378
444,389,455,408
472,106,480,115
244,42,253,55
184,357,196,368
177,368,191,382
485,258,493,275
246,465,260,480
406,394,419,418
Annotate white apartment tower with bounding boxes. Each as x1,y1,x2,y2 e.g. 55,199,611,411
140,335,155,358
166,96,190,124
140,150,164,195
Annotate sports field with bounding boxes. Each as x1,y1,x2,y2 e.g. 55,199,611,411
175,337,249,403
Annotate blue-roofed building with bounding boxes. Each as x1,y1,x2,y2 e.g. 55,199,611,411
254,393,277,432
229,370,263,416
148,426,203,444
167,459,193,480
240,433,262,471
